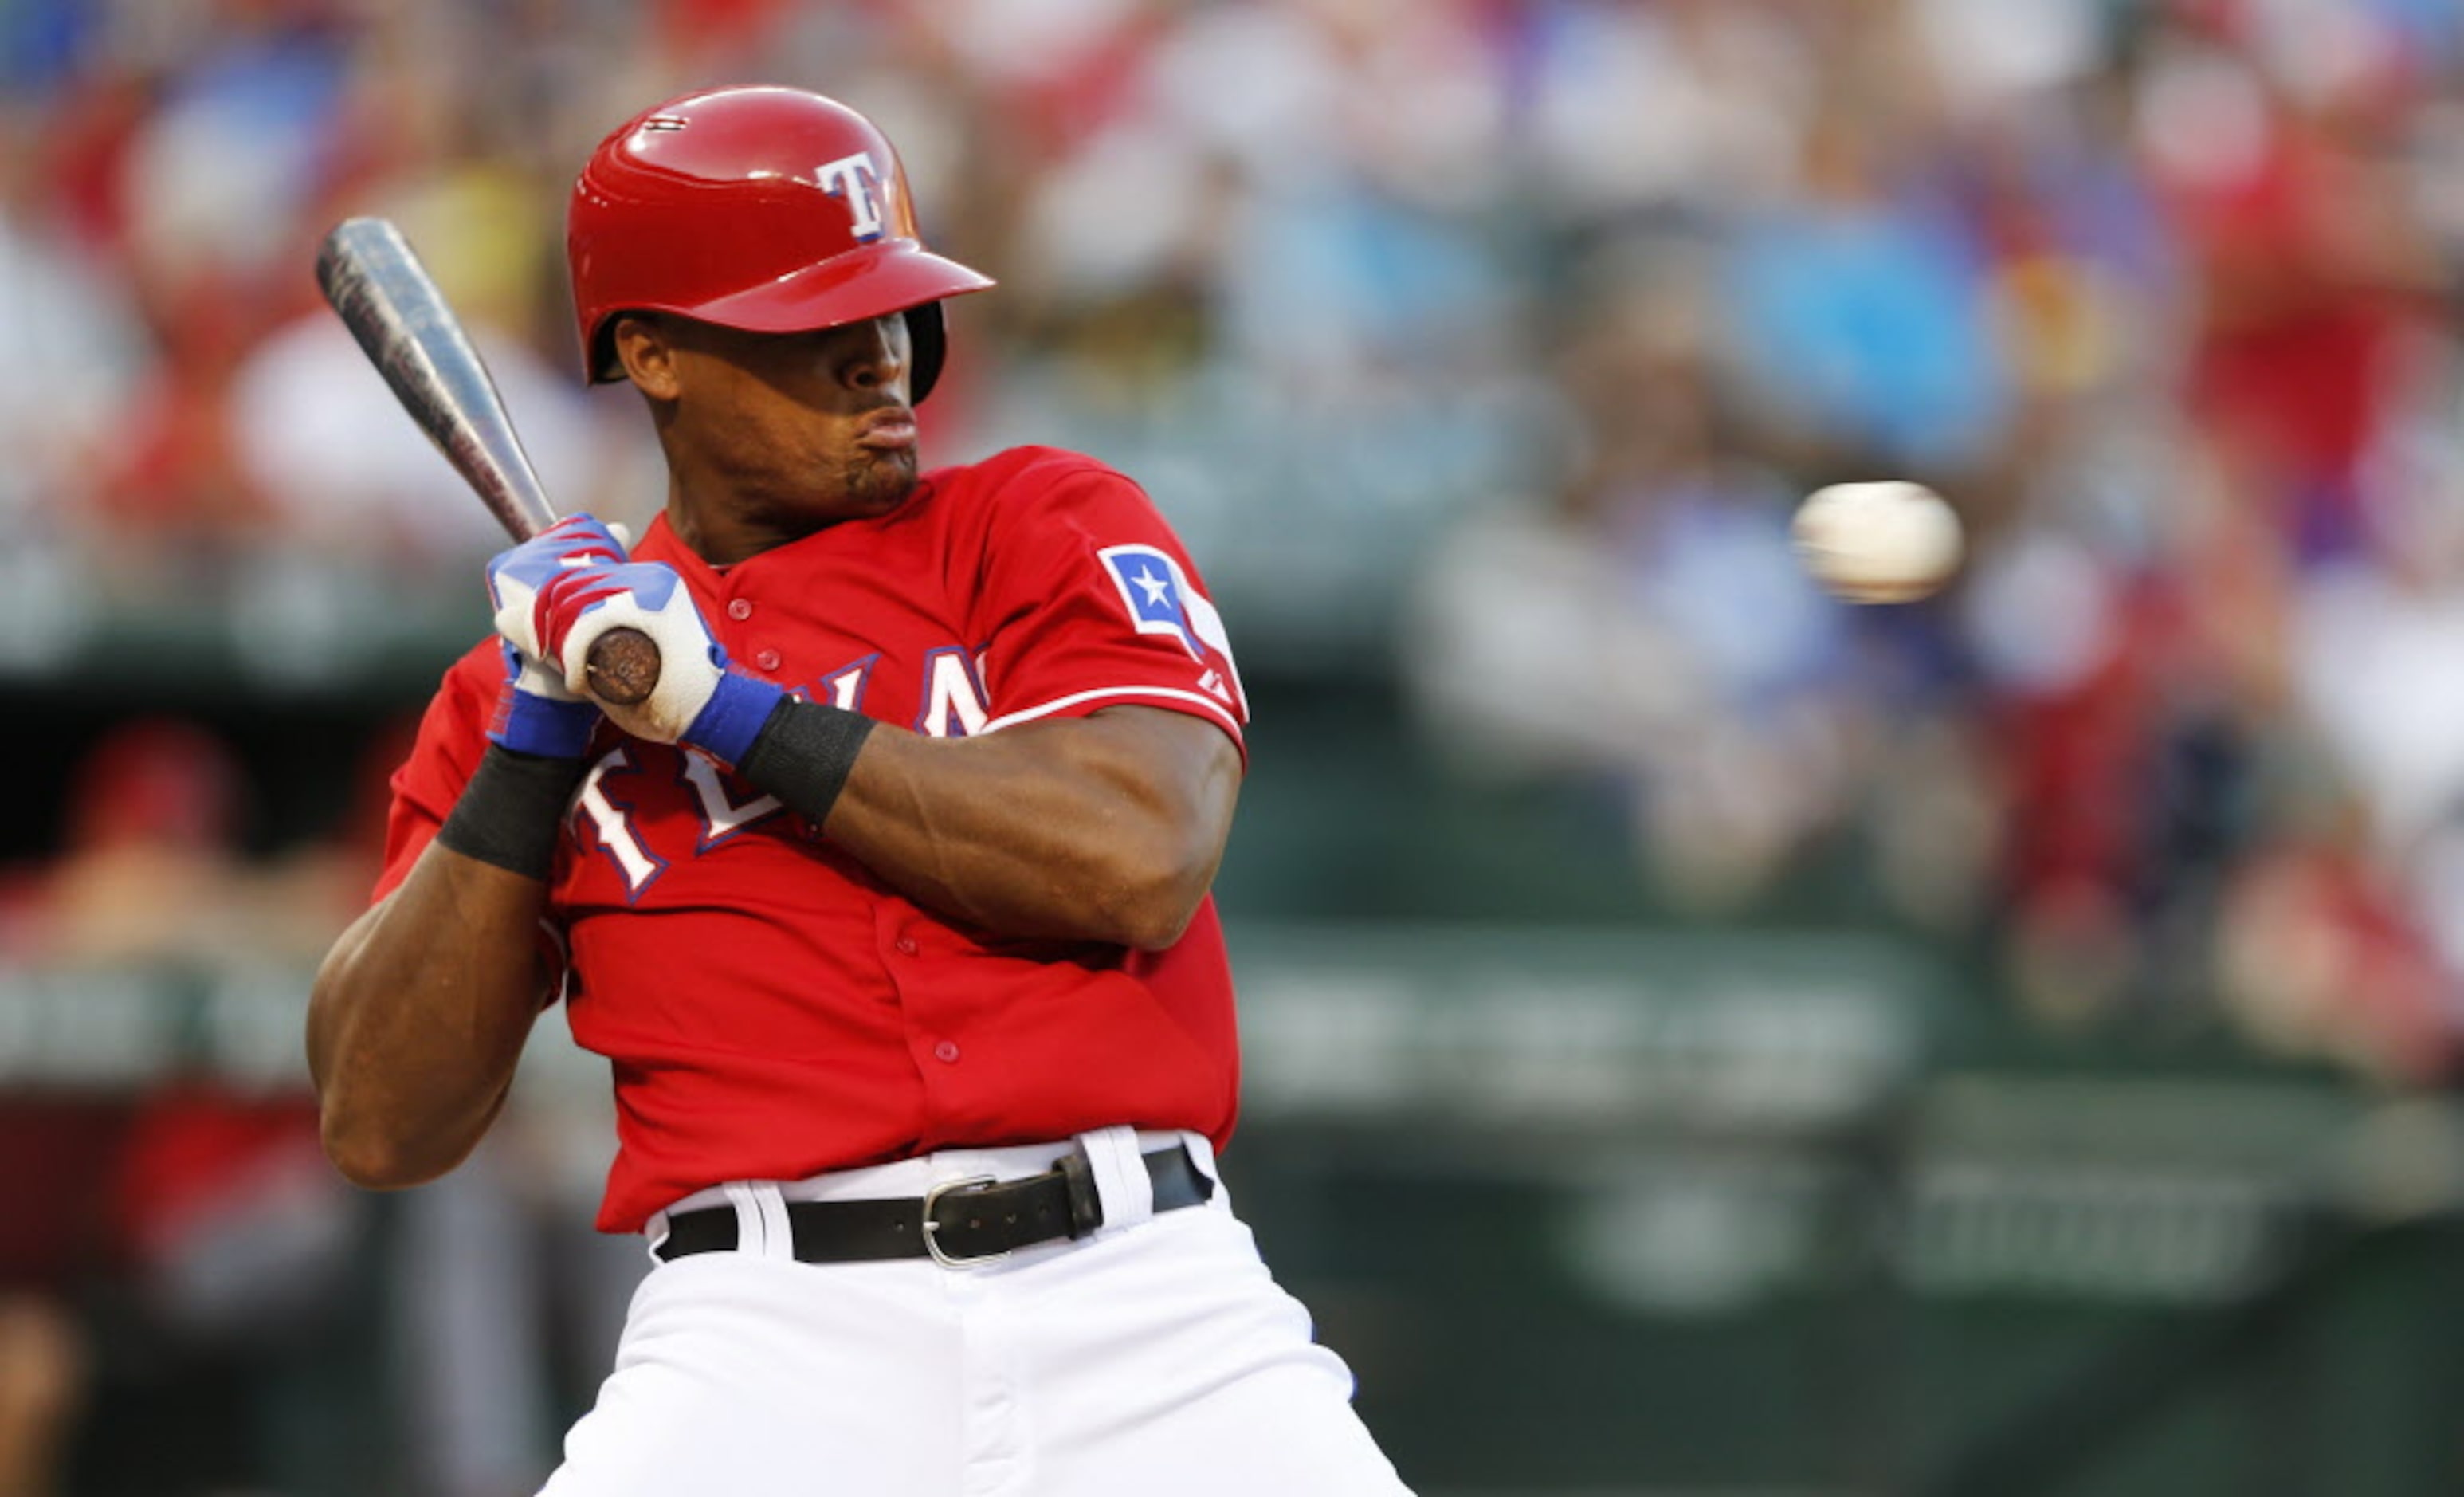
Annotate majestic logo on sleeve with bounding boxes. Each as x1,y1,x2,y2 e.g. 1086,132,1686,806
1099,544,1246,711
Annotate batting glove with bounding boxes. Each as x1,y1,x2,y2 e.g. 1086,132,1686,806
486,514,630,664
535,560,785,760
486,640,600,758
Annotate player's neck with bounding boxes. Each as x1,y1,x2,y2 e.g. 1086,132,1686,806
665,471,920,566
668,499,787,568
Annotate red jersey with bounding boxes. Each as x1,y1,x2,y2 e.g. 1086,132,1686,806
373,446,1250,1232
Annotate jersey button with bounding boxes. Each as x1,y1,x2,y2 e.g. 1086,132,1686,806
727,599,753,620
933,1040,960,1064
755,648,782,671
895,937,919,956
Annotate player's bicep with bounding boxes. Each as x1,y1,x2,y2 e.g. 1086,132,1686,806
1005,705,1241,887
353,849,567,1010
1082,703,1242,826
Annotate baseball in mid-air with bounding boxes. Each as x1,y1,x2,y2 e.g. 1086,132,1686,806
1790,481,1964,603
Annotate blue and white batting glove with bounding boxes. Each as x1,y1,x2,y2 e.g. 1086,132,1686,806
536,560,784,760
486,640,599,758
485,514,630,665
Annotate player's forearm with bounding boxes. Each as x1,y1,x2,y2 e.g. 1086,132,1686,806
307,843,551,1189
790,708,1238,949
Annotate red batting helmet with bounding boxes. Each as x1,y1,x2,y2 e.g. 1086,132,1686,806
567,85,995,400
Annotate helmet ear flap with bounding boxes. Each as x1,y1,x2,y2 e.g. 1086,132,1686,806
589,318,622,384
904,302,948,404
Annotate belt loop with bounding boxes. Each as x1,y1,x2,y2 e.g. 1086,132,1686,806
1075,1126,1152,1235
752,1184,793,1260
644,1208,673,1263
725,1182,795,1262
722,1183,763,1257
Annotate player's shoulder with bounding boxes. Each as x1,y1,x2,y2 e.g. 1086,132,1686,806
445,634,503,682
388,636,504,788
437,635,504,712
924,444,1144,511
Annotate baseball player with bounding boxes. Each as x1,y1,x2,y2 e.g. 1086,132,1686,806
306,85,1413,1495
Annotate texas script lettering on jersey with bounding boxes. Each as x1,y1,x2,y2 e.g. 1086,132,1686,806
569,644,991,898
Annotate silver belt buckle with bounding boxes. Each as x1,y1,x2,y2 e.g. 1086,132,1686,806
920,1175,1007,1268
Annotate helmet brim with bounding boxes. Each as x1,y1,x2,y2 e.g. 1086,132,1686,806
587,239,995,383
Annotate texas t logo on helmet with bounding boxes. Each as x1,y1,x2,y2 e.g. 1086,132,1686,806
815,152,887,242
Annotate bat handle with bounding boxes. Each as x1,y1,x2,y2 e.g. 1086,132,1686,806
586,627,661,708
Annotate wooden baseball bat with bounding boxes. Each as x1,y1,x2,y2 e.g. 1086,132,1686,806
313,216,659,707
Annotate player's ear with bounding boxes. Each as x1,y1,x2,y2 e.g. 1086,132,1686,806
611,314,682,401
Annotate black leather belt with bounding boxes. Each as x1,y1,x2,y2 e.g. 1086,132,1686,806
654,1141,1214,1267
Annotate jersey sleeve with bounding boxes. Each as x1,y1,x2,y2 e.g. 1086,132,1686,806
970,460,1249,754
369,639,502,903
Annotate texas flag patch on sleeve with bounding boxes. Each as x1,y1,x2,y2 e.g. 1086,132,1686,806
1100,544,1247,717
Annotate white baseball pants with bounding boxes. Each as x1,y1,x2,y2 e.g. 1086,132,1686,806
536,1130,1413,1496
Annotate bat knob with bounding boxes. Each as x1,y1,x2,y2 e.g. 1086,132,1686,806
587,628,661,708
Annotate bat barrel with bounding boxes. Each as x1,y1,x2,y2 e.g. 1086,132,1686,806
316,217,559,540
316,216,661,707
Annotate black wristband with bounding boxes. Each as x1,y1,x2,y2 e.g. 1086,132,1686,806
436,745,590,880
737,696,877,831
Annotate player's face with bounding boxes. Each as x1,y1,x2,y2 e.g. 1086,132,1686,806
643,312,923,536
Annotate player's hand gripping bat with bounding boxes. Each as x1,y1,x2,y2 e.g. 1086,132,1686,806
314,216,661,707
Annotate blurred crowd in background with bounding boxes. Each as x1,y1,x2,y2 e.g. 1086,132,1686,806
12,0,2464,1074
6,0,2464,1491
